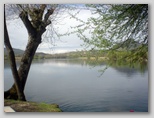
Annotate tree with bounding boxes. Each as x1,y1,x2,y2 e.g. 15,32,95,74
74,4,148,64
4,5,26,100
4,4,63,101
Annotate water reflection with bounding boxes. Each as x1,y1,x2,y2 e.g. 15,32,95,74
113,67,139,77
106,60,148,73
4,59,148,112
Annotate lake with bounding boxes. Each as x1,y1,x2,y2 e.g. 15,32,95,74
4,59,148,112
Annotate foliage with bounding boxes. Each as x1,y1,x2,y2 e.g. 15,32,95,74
73,4,148,64
107,44,148,62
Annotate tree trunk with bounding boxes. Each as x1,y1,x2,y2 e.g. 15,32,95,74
4,5,26,101
4,35,41,100
4,84,18,100
18,36,41,91
4,4,53,100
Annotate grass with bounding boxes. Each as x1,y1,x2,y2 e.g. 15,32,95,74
4,99,62,112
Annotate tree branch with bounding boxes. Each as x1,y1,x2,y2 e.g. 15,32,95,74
19,11,36,36
43,8,54,25
39,4,46,20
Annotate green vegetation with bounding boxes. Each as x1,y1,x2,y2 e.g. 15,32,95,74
107,45,148,63
4,4,148,101
4,47,148,65
4,4,148,66
73,4,148,65
4,99,62,112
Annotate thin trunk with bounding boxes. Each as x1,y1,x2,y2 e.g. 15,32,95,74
4,5,26,101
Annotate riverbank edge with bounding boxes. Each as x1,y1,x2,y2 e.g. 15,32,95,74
4,99,62,112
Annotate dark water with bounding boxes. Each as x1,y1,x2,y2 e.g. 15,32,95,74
4,59,148,112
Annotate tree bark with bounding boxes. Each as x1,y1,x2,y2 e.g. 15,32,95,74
18,9,46,91
18,36,41,91
4,5,26,101
4,35,42,100
4,5,53,100
4,33,42,100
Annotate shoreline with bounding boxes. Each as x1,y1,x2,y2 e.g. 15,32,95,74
4,99,62,112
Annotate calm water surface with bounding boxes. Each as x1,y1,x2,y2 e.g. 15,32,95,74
4,59,148,112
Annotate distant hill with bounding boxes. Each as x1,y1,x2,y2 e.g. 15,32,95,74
4,48,24,55
4,48,49,56
4,48,52,60
4,48,104,59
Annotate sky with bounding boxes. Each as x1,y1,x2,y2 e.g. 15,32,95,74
1,0,154,118
6,4,93,54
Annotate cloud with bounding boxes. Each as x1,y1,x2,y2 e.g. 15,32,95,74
6,18,28,50
5,6,92,54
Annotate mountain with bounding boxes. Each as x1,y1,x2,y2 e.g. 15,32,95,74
4,48,24,55
4,48,51,59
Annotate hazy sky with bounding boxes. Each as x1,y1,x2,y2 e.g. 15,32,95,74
6,5,93,54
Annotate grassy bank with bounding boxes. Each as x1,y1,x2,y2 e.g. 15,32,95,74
4,99,62,112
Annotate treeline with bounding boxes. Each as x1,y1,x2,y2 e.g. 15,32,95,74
4,45,148,64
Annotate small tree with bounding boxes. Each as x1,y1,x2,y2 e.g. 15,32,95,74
4,4,65,101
